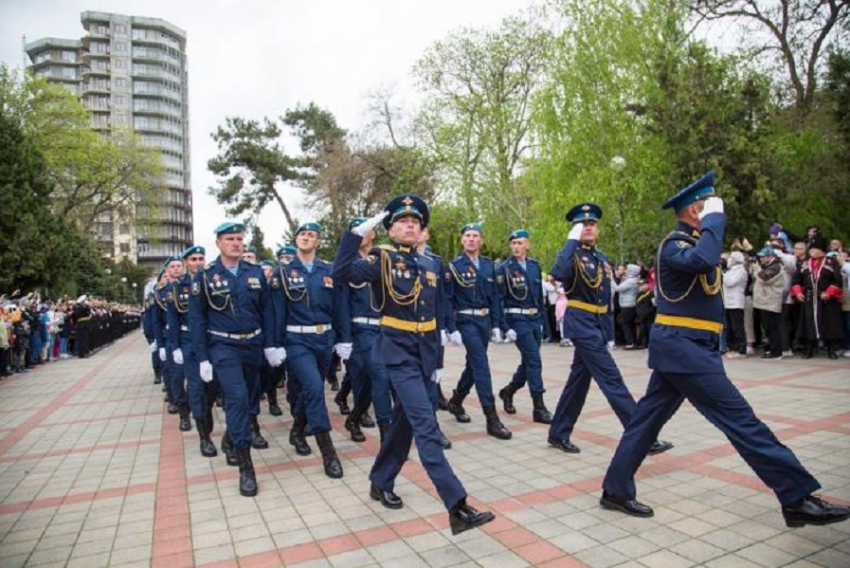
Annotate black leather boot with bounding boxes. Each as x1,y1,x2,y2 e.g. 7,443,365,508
195,416,217,457
236,446,258,497
289,415,311,456
360,412,375,428
345,407,366,443
482,406,511,440
315,431,344,479
499,383,519,414
449,500,495,535
447,390,471,423
334,382,351,414
531,393,552,424
178,404,191,432
221,429,238,466
267,388,282,416
377,421,390,442
250,415,268,449
153,370,162,384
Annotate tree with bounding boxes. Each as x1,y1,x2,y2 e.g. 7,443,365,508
691,0,850,114
248,226,275,260
413,14,550,239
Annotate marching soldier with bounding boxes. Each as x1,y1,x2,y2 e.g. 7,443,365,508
496,229,553,424
258,260,283,416
601,172,850,528
444,223,511,440
270,222,346,479
189,222,284,497
548,204,672,455
142,274,165,385
167,246,217,456
153,257,189,422
333,194,495,535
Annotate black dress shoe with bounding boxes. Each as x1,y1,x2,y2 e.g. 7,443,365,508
370,484,403,509
449,501,495,535
600,491,654,517
548,438,580,453
648,440,674,455
167,403,178,414
782,495,850,527
438,429,452,450
334,393,350,415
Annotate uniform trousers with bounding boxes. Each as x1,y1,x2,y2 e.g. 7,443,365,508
163,350,188,407
349,325,392,424
549,335,635,442
180,338,211,420
370,361,466,510
454,316,495,407
209,339,261,449
285,332,333,434
506,315,545,394
603,369,820,506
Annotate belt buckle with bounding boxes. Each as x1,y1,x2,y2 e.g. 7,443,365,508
315,324,325,333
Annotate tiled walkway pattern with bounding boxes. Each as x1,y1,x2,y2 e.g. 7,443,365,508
0,331,849,567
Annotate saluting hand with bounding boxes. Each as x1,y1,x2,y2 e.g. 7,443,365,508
352,211,389,237
698,197,724,219
567,223,583,241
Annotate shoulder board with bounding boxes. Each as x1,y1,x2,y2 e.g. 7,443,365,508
676,241,693,249
376,244,394,251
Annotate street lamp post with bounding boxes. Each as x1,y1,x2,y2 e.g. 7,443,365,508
120,277,127,302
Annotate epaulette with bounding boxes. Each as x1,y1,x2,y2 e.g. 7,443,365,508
376,244,394,251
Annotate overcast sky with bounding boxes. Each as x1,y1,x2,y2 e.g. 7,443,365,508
1,0,540,256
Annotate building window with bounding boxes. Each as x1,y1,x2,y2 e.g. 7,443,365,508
114,59,127,69
61,51,76,62
119,243,131,253
115,77,127,89
114,24,127,35
114,41,127,52
61,67,76,79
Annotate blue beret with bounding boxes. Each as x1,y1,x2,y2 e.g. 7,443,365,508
157,269,166,280
276,245,297,256
508,229,530,242
182,245,205,259
663,171,716,211
461,222,483,235
162,255,182,267
383,194,429,230
259,259,276,267
244,245,257,254
348,217,368,230
566,203,603,224
295,222,323,235
214,221,244,235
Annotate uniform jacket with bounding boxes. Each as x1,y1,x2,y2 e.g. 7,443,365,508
166,272,194,351
444,253,500,332
270,256,342,346
551,239,613,341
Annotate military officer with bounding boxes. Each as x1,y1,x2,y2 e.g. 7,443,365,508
167,246,216,455
336,217,392,442
270,222,346,479
333,194,495,536
496,229,553,424
142,272,166,385
153,256,189,425
600,173,850,528
189,222,284,497
548,205,672,455
444,223,511,439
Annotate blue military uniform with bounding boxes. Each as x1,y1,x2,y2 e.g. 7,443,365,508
152,273,187,412
142,285,162,384
444,224,504,423
270,222,345,478
333,197,467,513
602,172,831,523
496,229,552,424
548,205,665,453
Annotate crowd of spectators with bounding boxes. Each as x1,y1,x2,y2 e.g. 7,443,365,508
540,223,848,360
0,292,142,378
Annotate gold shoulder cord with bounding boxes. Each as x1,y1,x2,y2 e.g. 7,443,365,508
655,232,722,303
449,262,475,289
381,249,420,306
202,272,234,312
173,281,189,314
153,288,168,310
505,262,529,301
573,254,604,291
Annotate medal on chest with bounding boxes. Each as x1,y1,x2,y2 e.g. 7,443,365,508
394,257,410,279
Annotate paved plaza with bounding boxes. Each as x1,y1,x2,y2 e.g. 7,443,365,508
0,331,849,568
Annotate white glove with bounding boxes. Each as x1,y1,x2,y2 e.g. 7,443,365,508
264,347,286,367
448,331,463,346
699,196,724,219
172,348,184,365
352,211,389,237
491,329,502,343
199,361,213,383
441,329,448,347
148,340,157,353
158,347,166,361
568,222,584,241
607,340,615,350
505,329,517,343
334,342,353,361
431,368,442,384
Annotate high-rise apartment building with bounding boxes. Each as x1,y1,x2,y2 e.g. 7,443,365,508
25,11,192,267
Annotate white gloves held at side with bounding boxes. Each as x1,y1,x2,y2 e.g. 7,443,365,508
334,343,353,361
199,361,213,383
431,368,442,384
698,196,724,219
158,347,166,361
352,211,389,237
172,348,183,365
505,329,518,343
448,331,463,346
149,340,157,353
491,329,502,343
264,347,287,367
